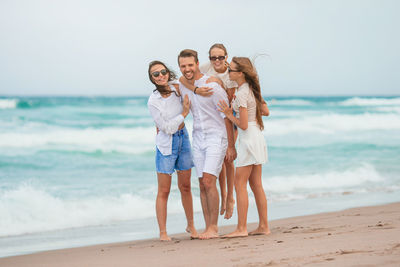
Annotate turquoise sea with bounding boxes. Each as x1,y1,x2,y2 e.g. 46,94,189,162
1,96,400,257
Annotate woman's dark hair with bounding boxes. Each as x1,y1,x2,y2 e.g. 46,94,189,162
231,57,264,130
148,61,178,96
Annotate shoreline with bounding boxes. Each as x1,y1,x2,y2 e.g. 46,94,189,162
1,202,399,266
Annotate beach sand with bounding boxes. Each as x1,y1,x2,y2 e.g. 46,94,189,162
1,202,399,267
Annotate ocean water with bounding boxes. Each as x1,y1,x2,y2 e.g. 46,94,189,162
1,96,400,257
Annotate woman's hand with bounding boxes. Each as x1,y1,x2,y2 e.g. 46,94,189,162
261,100,270,116
196,87,214,97
182,95,190,118
217,100,233,118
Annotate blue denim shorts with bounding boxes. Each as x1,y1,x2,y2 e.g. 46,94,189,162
156,127,194,174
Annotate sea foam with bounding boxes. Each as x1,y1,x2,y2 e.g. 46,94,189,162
0,99,17,109
265,112,400,135
339,97,400,106
0,183,201,237
265,163,383,193
0,126,157,154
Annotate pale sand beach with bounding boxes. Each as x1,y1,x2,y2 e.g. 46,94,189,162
1,202,399,267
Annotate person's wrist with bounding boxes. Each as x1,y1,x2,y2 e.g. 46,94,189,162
194,87,199,94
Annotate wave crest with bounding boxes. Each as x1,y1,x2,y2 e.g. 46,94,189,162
0,99,18,109
340,97,400,106
0,184,154,237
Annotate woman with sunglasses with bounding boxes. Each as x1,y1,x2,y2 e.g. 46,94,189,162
147,60,198,241
180,43,237,220
218,57,270,238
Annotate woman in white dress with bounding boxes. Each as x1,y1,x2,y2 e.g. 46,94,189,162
147,60,198,241
218,57,271,237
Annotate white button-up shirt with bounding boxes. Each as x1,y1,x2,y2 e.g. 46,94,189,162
147,84,184,155
179,75,228,139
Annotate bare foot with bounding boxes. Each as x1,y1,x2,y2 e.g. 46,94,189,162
186,226,199,239
224,198,235,219
248,227,271,236
220,197,226,215
199,229,219,240
160,231,171,241
222,229,248,238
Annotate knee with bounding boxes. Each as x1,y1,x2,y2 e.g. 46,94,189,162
224,158,233,166
249,180,262,191
234,179,247,191
202,178,214,191
178,183,191,194
158,187,170,199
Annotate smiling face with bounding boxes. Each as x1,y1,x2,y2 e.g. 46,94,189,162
178,56,199,81
149,64,169,87
209,47,227,73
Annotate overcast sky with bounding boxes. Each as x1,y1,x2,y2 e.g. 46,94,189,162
0,0,399,96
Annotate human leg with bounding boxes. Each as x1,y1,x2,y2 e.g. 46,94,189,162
224,158,235,219
198,177,210,230
248,164,270,235
199,172,219,239
223,165,252,238
177,169,198,238
156,173,172,241
218,163,227,215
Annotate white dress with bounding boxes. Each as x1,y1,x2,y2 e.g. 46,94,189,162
232,83,268,167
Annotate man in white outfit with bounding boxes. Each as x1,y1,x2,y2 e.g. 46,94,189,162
178,49,236,239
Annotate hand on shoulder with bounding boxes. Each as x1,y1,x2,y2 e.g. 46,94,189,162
206,76,225,89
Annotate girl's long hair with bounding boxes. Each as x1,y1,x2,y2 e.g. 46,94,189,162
231,57,264,130
148,61,178,96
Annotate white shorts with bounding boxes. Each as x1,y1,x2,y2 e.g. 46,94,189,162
192,132,228,178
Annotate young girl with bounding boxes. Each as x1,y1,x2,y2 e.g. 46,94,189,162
218,57,270,237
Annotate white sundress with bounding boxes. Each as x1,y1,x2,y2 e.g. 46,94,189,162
232,83,268,167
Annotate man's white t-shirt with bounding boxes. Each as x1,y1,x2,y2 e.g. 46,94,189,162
179,74,228,139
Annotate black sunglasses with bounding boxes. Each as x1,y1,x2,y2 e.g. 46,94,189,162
151,69,168,77
228,66,240,73
209,56,226,61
